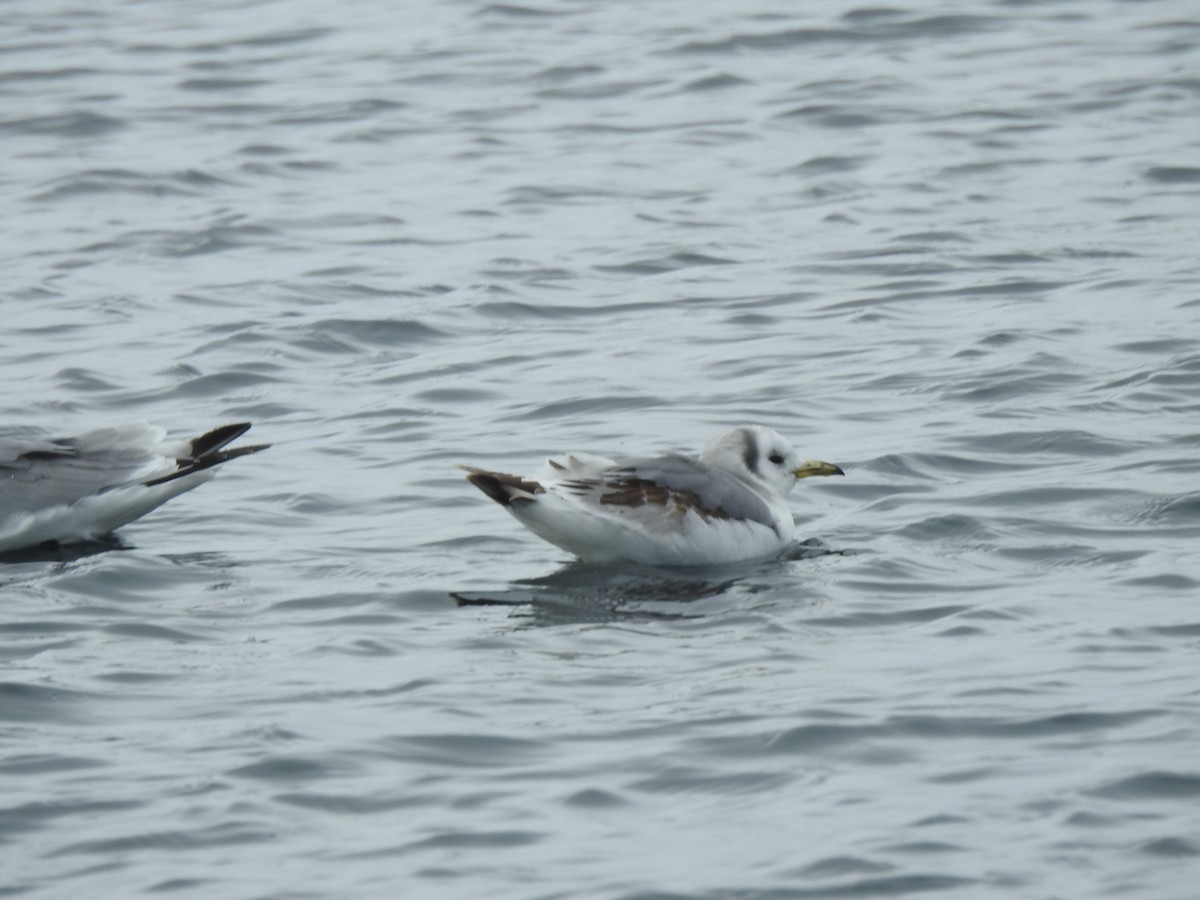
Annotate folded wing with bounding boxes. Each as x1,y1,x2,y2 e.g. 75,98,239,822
553,454,781,536
0,421,268,552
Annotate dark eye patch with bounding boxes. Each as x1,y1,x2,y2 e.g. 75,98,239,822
741,428,760,474
768,452,784,465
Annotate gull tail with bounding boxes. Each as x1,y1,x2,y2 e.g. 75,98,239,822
459,466,544,507
143,422,270,487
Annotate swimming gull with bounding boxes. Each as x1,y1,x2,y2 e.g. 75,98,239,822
0,421,268,553
462,425,843,565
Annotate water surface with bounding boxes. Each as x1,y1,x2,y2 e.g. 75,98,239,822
2,0,1199,897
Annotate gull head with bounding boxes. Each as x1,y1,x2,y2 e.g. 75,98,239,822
700,425,844,498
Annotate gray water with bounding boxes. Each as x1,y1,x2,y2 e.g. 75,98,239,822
3,0,1200,896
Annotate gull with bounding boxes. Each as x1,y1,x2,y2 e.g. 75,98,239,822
462,425,843,565
0,421,268,554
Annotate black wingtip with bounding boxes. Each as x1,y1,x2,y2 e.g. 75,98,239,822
190,423,253,459
461,466,543,507
143,424,269,487
465,471,519,507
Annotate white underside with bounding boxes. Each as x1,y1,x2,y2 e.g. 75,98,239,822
0,470,213,553
507,488,796,566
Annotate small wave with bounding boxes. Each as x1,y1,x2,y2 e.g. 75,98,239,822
1088,771,1200,801
0,110,123,137
1144,165,1200,184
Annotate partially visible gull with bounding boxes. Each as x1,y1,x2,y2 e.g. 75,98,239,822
0,421,268,554
462,424,843,566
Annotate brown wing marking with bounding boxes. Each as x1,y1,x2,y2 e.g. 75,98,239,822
597,477,734,520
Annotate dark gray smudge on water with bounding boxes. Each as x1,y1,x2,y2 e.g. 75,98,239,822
2,0,1199,897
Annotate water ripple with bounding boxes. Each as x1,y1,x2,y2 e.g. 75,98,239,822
2,0,1198,896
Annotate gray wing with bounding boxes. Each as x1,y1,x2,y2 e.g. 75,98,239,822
559,453,778,529
0,438,161,519
0,428,70,463
0,421,267,519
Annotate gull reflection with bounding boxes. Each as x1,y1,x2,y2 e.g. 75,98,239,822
450,538,845,625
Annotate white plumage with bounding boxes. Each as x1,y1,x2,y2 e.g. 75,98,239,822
463,425,843,566
0,421,268,554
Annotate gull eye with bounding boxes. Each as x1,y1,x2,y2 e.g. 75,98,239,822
768,452,784,465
